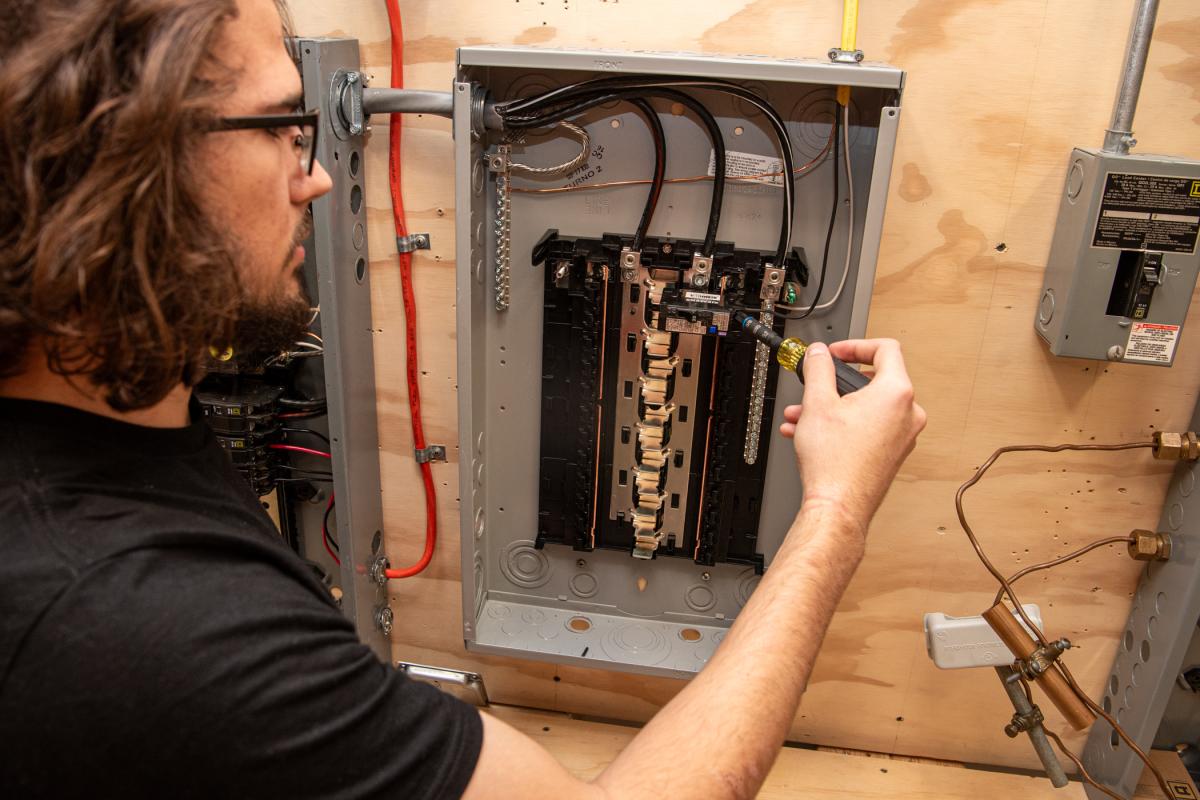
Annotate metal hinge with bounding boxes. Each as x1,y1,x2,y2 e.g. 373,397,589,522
414,445,447,464
396,233,431,254
396,661,490,706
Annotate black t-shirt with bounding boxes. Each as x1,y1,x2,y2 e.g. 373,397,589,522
0,397,482,798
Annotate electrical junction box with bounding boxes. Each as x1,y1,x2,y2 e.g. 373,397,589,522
454,46,903,677
1035,149,1200,366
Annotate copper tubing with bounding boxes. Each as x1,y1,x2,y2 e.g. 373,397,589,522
982,604,1095,731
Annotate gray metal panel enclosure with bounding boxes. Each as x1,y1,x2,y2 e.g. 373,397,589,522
455,46,904,676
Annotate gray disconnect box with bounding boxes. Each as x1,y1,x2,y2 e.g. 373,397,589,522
1035,149,1200,366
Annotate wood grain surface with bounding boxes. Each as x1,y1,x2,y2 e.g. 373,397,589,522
490,703,1196,798
289,0,1200,771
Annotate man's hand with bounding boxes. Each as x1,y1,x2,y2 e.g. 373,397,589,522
780,339,926,535
465,339,925,800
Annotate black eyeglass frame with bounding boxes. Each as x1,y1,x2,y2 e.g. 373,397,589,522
211,109,320,175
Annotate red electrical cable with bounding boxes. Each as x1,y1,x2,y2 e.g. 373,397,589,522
383,0,436,580
322,494,341,565
268,444,332,459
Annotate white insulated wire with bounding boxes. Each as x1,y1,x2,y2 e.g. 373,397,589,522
779,102,854,316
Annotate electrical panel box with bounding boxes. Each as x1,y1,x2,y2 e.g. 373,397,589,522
1035,149,1200,366
455,47,903,677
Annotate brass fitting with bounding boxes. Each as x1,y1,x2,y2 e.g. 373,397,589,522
1127,530,1172,562
1017,638,1073,681
1153,431,1200,461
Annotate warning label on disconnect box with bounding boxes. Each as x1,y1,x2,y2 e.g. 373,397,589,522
1125,322,1181,364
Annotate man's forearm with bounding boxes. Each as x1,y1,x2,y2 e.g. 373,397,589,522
592,502,865,799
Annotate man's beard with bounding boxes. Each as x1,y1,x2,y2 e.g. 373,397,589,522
225,217,313,366
227,290,312,367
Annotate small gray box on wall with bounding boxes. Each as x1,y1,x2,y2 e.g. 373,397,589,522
1035,149,1200,366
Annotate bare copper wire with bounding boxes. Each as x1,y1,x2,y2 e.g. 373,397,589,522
994,535,1137,605
513,123,836,195
1044,729,1123,800
956,441,1173,798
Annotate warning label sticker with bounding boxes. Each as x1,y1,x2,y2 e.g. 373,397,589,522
708,149,785,188
1124,322,1181,364
1093,172,1200,254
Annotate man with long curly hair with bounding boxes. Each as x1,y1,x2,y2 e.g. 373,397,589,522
0,1,925,797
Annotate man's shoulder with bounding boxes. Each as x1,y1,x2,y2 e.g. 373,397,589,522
2,538,351,715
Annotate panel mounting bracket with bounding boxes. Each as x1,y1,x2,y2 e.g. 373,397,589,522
396,661,490,706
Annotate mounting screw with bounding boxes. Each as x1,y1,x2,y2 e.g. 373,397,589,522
661,243,674,255
693,275,709,288
369,556,391,586
1107,345,1124,361
576,559,587,568
701,572,711,581
374,605,394,636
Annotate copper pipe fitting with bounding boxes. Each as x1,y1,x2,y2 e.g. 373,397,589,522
1153,431,1200,461
1127,530,1172,562
982,604,1096,731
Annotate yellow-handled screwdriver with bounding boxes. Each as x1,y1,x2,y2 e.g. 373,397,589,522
733,311,870,396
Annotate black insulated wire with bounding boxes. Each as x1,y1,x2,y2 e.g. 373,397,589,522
277,396,328,410
500,75,796,267
502,87,726,257
627,98,666,251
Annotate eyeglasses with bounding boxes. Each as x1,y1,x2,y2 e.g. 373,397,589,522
211,109,320,175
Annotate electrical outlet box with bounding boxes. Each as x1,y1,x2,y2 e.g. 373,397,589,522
1035,149,1200,366
454,46,904,677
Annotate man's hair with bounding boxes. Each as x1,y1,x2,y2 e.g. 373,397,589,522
0,0,291,411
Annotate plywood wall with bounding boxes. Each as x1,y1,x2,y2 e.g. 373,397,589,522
291,0,1200,771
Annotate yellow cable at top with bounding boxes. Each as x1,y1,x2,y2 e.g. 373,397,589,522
837,0,858,106
840,0,859,50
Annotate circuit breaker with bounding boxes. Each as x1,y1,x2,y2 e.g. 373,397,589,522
455,47,903,677
1035,150,1200,366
